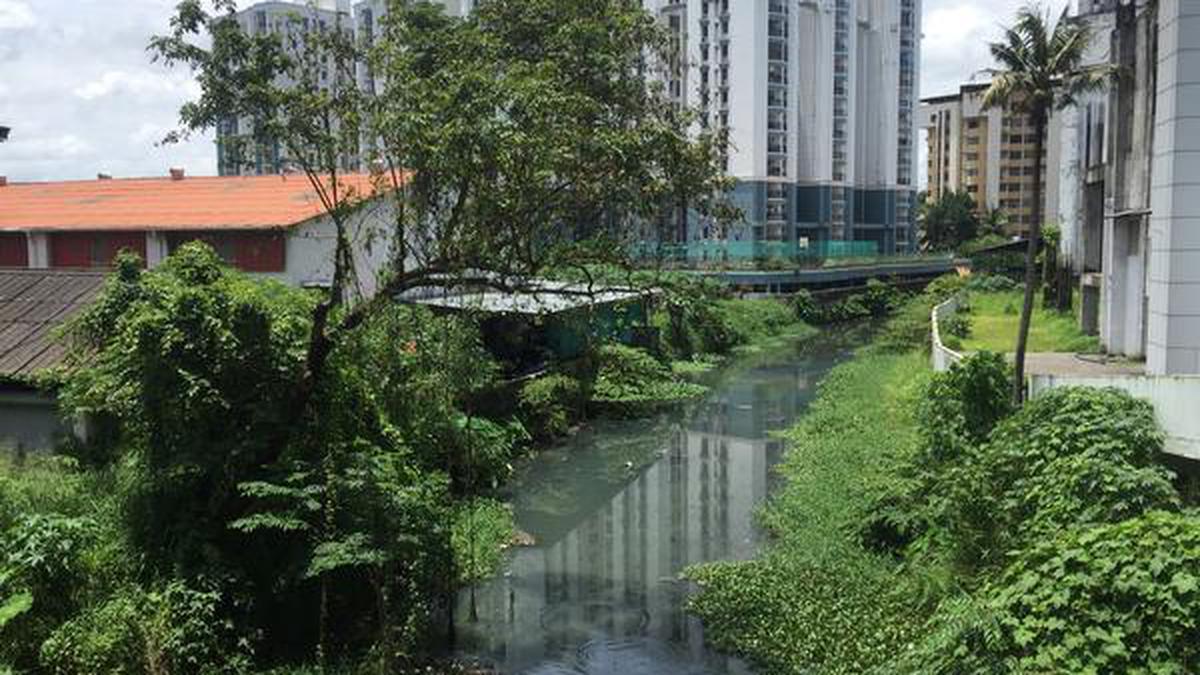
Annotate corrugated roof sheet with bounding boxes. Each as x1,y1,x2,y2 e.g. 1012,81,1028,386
0,269,107,380
0,173,386,232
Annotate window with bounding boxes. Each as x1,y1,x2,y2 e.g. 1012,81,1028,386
768,40,787,62
768,63,787,85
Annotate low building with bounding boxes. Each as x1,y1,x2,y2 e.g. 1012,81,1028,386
0,170,394,298
0,269,107,451
406,281,651,376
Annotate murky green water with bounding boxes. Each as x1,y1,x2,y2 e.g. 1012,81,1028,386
454,331,860,674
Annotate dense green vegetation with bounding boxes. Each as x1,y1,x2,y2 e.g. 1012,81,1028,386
688,283,1200,674
0,240,816,675
1,247,525,672
688,352,930,673
919,190,983,251
791,278,907,326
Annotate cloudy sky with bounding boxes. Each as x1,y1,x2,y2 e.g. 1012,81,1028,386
0,0,1067,184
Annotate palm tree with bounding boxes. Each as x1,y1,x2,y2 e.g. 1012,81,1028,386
981,3,1113,404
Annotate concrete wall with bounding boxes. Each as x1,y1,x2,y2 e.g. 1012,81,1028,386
1146,0,1200,374
0,390,71,453
931,295,965,372
280,197,400,299
1029,373,1200,461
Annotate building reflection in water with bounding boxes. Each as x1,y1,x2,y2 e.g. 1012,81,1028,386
456,354,822,674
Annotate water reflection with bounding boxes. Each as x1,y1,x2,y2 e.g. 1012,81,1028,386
455,335,851,674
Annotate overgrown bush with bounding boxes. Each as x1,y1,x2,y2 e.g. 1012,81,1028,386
964,273,1019,293
861,353,1012,554
518,374,585,441
450,499,516,584
791,280,905,325
874,274,968,353
714,298,802,347
936,387,1177,573
39,580,250,675
452,416,530,492
976,511,1200,672
590,344,707,416
652,275,738,359
0,513,103,670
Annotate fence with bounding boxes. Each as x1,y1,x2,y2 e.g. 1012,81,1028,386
634,240,881,264
931,296,965,372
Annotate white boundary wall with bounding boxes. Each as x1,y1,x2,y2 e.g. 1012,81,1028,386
931,296,965,372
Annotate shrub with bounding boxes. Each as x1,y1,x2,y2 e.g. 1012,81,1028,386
978,511,1200,673
874,274,968,353
714,298,802,347
452,416,530,492
518,374,585,441
939,312,972,340
0,514,99,669
40,580,252,675
938,387,1177,572
861,353,1012,554
964,273,1019,293
450,499,516,584
790,290,819,324
590,344,707,416
652,276,737,359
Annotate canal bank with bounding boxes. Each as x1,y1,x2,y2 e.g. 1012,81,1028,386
450,329,869,674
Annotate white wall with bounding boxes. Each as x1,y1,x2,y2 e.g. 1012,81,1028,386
281,197,399,300
1147,0,1200,374
1029,373,1200,460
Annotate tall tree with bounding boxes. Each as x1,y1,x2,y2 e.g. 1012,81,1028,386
141,0,734,662
920,190,981,251
151,0,732,424
981,3,1112,403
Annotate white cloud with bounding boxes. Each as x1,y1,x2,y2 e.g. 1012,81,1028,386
0,0,34,30
4,133,95,161
73,70,199,102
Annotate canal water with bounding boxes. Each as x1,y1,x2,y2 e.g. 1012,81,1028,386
453,330,862,674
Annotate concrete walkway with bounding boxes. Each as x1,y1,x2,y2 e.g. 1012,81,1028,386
1024,353,1145,378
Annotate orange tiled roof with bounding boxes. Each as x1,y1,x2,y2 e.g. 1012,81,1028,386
0,173,387,232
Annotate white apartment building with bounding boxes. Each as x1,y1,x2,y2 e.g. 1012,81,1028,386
643,0,922,254
221,1,922,255
218,0,471,176
216,1,360,176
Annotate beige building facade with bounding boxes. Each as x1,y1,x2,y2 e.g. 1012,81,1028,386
921,84,1057,236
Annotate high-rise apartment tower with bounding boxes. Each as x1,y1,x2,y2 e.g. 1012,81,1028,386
643,0,922,255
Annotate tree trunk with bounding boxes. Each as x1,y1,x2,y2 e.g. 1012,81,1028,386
1013,111,1048,405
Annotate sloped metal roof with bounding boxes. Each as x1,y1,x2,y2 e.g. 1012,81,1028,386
0,269,106,381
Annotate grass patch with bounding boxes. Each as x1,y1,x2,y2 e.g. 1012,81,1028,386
686,351,931,674
959,290,1100,353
